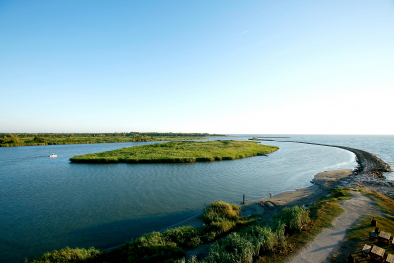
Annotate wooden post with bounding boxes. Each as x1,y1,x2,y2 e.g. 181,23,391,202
243,194,245,204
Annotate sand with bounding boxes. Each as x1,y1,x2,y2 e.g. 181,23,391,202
184,169,354,260
239,169,353,223
286,190,378,263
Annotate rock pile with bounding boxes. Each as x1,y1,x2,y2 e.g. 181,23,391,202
336,173,394,188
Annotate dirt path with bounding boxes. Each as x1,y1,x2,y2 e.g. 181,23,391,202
286,191,378,263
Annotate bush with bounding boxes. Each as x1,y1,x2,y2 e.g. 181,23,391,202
273,206,310,233
244,225,276,254
163,226,202,249
331,188,347,198
201,201,240,240
29,247,100,263
108,232,185,263
206,233,254,263
209,220,236,235
273,222,288,250
201,201,240,224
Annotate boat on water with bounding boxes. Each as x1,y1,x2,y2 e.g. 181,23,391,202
48,153,57,158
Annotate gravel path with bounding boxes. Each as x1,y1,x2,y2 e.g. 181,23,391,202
286,191,377,263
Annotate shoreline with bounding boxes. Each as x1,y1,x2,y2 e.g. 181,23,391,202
103,142,393,256
239,169,353,219
183,169,355,259
170,169,356,231
257,139,392,176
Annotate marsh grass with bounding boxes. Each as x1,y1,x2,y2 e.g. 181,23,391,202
27,247,100,263
201,201,242,241
104,231,185,263
163,226,202,249
0,133,208,147
27,193,344,263
273,206,311,233
70,140,279,163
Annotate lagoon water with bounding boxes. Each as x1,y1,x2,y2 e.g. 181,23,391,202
0,135,393,262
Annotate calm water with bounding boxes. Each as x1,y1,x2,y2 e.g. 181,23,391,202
0,135,392,262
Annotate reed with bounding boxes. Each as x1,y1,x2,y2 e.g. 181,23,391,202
27,247,100,263
70,140,279,164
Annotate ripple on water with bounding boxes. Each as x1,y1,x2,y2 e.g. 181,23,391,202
0,138,360,262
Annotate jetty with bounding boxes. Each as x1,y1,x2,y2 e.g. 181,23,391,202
256,139,392,178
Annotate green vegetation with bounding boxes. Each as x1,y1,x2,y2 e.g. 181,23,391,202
26,194,346,263
273,206,311,233
70,140,279,163
201,201,243,241
27,247,100,263
162,226,202,249
338,191,394,262
106,231,185,263
255,193,345,263
0,132,215,147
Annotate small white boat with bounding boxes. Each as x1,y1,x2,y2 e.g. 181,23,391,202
49,153,57,158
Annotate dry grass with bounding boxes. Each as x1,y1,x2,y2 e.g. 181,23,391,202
338,191,394,262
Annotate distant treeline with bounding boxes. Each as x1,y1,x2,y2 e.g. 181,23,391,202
0,132,224,147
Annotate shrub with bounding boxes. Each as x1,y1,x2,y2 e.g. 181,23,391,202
187,255,201,263
273,221,288,250
331,188,347,198
244,225,276,255
29,247,100,263
108,232,185,263
205,233,254,263
209,220,236,235
201,201,240,224
163,226,202,249
273,206,310,233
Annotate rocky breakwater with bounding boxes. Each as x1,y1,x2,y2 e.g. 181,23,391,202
257,139,392,185
334,146,391,176
302,144,390,177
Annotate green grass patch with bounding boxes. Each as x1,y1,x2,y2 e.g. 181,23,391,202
26,195,344,263
340,191,394,262
255,199,344,263
70,140,279,164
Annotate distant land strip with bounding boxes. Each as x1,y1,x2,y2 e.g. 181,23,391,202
70,140,279,164
0,132,225,147
254,136,291,138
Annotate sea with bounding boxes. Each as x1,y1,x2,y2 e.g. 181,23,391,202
0,135,393,262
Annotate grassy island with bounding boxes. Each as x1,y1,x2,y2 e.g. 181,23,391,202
69,140,279,164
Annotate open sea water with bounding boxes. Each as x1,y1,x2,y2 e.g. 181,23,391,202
0,135,393,262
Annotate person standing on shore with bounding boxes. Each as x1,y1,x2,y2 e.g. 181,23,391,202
269,192,272,198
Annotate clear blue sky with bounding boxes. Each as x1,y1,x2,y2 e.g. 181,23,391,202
1,0,393,134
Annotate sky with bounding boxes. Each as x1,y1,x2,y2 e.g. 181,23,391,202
1,0,393,135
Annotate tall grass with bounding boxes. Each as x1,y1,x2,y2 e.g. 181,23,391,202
27,247,100,263
70,141,279,164
163,226,202,249
106,231,185,263
273,206,311,233
205,233,255,263
27,198,339,263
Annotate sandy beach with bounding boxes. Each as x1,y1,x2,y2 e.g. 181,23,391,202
239,169,353,222
172,169,353,232
182,169,354,259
